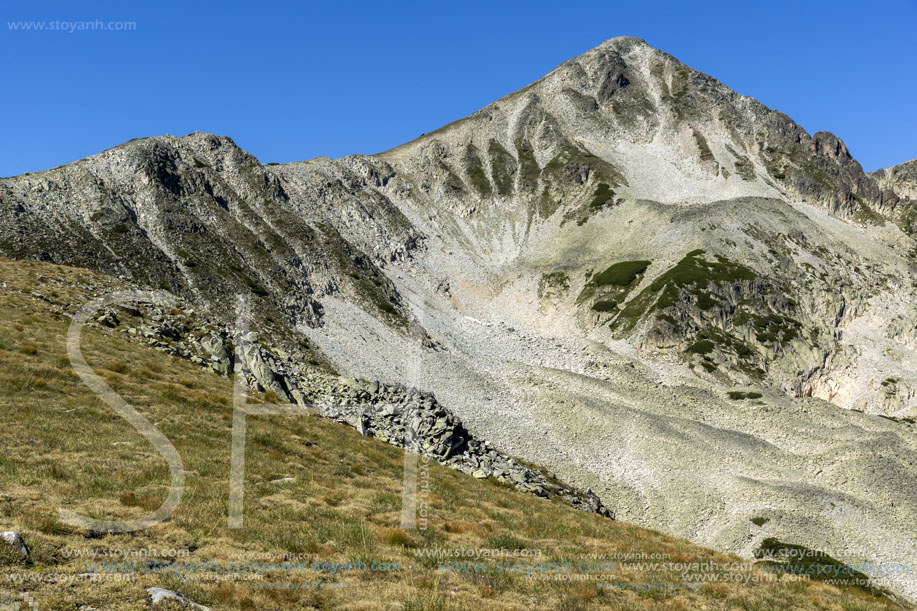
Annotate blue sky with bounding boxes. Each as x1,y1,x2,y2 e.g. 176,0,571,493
1,0,915,176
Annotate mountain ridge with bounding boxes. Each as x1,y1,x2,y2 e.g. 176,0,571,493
2,37,917,601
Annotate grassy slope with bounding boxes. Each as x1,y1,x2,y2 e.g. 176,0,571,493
0,259,901,610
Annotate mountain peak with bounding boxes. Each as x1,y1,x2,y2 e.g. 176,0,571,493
592,35,650,50
380,37,904,217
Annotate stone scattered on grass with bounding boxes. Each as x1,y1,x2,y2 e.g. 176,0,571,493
147,588,210,610
0,531,29,557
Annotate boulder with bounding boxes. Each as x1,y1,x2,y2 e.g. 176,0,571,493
0,531,29,557
97,308,119,328
237,340,291,401
147,587,210,610
201,333,232,377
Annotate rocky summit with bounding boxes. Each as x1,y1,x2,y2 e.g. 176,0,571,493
2,37,917,600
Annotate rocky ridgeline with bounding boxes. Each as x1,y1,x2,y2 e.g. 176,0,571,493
84,297,613,520
303,377,612,517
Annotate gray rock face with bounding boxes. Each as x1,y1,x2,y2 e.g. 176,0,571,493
235,335,292,401
147,587,210,610
201,332,232,376
0,531,29,557
871,158,917,203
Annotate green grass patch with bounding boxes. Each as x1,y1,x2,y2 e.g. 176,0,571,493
611,251,758,337
728,391,763,400
692,128,715,163
589,182,615,209
593,260,651,288
487,139,516,197
463,143,491,198
648,250,756,293
686,340,714,355
579,260,650,310
591,300,618,313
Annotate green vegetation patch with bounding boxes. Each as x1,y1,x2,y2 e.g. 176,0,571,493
591,300,619,313
686,339,714,355
579,260,651,313
754,314,800,343
679,326,762,379
541,142,629,226
878,414,916,425
487,139,516,197
609,250,757,325
243,278,268,297
463,144,491,198
728,391,763,401
589,183,616,209
733,311,802,344
514,137,541,193
593,260,651,288
853,202,886,226
649,250,756,294
726,145,756,181
543,142,627,189
695,327,756,359
438,161,465,194
692,128,715,164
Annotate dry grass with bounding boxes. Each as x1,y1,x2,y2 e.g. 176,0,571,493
0,258,905,610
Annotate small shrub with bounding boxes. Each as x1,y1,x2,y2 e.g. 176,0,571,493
589,183,615,209
728,391,763,400
243,279,268,296
49,462,68,480
24,512,73,536
592,260,651,287
687,340,714,355
381,527,415,547
107,361,129,374
591,300,618,312
119,492,162,511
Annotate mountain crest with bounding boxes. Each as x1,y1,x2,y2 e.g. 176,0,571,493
2,39,917,601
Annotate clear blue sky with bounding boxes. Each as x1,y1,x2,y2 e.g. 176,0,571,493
2,0,915,177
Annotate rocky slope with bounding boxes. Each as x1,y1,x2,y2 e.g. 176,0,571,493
872,158,917,201
1,258,899,610
2,37,917,600
11,263,612,519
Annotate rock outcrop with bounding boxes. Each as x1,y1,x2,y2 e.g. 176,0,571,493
871,158,917,201
31,282,614,520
